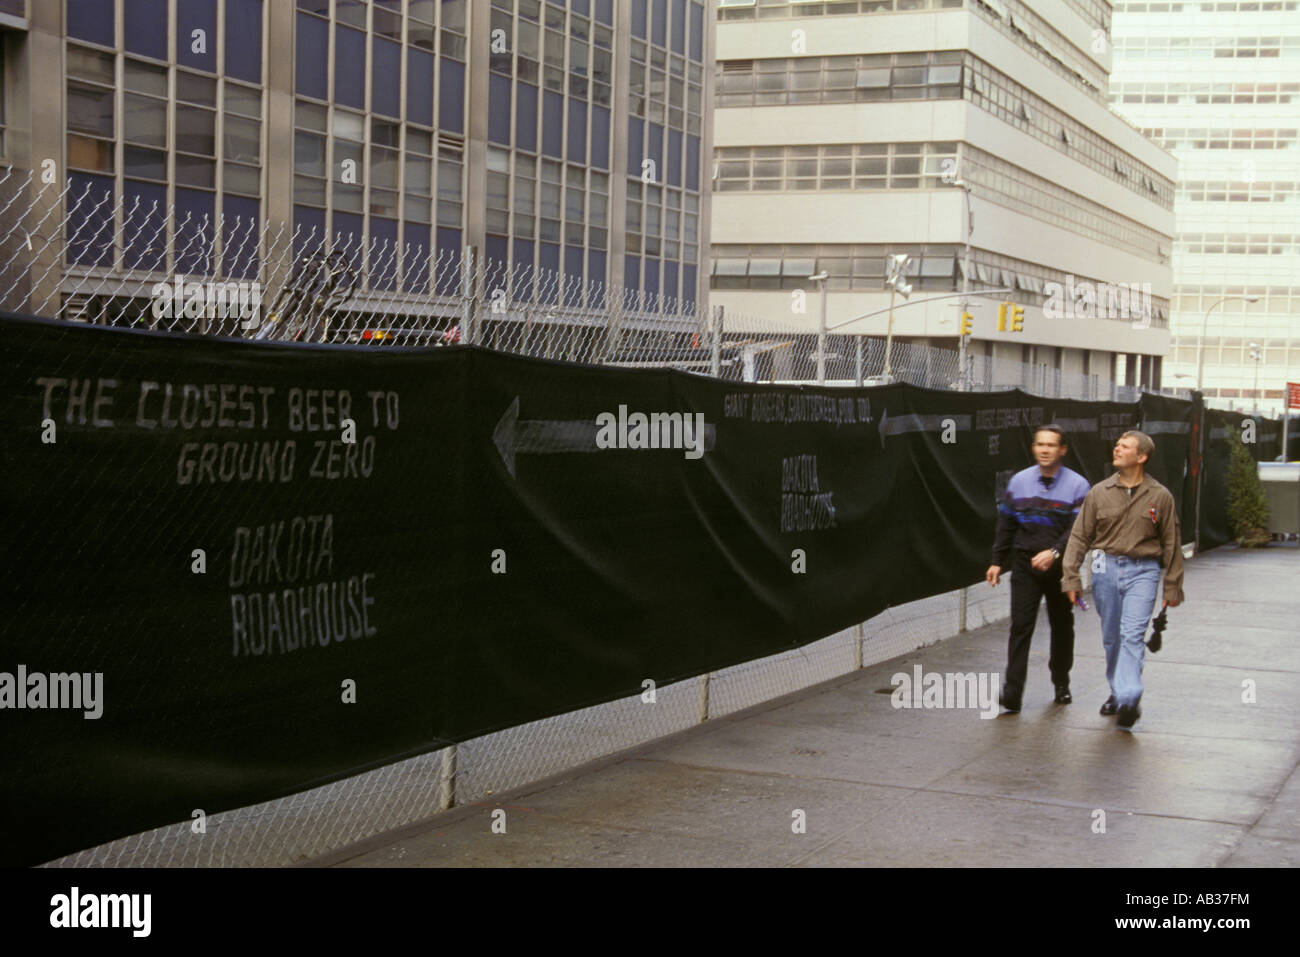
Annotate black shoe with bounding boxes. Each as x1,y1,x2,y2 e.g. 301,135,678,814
1116,702,1141,729
1054,685,1073,705
1099,695,1118,716
999,691,1021,714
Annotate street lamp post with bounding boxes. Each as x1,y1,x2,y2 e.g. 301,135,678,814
952,179,974,392
883,253,913,381
1249,342,1262,414
809,270,829,384
1191,295,1259,553
1196,295,1260,393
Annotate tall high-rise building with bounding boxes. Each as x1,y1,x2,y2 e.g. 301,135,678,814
1110,1,1300,416
0,1,713,325
710,0,1175,394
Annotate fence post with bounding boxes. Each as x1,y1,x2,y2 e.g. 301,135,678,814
958,587,968,633
697,673,711,723
460,245,477,345
853,622,864,668
710,304,723,378
855,336,864,386
439,744,457,810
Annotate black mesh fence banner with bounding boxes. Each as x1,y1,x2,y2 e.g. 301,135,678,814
0,313,1273,865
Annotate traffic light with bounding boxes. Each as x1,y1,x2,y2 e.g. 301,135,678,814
997,302,1025,332
960,311,973,336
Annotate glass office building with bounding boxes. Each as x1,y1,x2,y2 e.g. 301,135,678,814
710,0,1176,393
0,0,712,319
1111,1,1300,414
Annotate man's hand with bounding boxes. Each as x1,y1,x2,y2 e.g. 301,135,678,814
985,565,1002,586
1030,549,1056,571
1163,597,1181,609
1066,590,1077,606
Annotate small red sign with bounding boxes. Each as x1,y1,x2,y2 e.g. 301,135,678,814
1288,382,1300,409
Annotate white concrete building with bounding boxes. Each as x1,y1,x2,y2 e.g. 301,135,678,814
1110,1,1300,416
709,0,1175,394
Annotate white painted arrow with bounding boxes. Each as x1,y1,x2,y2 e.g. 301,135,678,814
877,410,972,447
493,396,717,478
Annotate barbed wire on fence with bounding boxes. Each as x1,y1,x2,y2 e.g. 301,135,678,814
0,166,1188,402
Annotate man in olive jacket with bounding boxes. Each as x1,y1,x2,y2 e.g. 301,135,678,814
1062,430,1184,730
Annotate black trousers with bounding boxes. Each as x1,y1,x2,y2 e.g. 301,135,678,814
1003,549,1075,703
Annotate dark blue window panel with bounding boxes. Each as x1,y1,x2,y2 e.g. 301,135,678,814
407,49,434,126
435,227,462,296
686,134,700,191
225,0,263,82
564,245,584,306
624,255,640,294
372,37,401,118
682,264,697,309
643,258,660,303
590,105,610,171
572,0,589,14
175,188,215,276
222,195,260,280
595,0,613,25
294,205,327,259
295,14,328,98
67,0,115,46
439,59,465,134
670,0,685,54
541,91,564,158
370,217,399,291
651,0,666,46
626,116,644,176
629,0,646,39
512,239,535,301
647,123,664,177
563,245,584,279
689,1,703,61
566,101,587,163
177,0,218,72
334,26,366,109
587,249,606,294
663,260,679,304
489,73,512,146
667,129,682,186
123,180,167,272
485,234,509,276
538,243,560,305
402,223,431,294
515,81,539,152
331,211,364,281
125,0,168,60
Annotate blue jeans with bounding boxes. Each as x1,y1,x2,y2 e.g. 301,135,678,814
1090,553,1161,708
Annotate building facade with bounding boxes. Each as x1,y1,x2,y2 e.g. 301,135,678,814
0,0,713,332
1110,0,1300,416
710,0,1176,393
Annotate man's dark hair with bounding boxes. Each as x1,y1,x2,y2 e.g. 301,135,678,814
1035,424,1068,447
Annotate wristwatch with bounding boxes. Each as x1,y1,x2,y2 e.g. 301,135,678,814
1051,548,1061,560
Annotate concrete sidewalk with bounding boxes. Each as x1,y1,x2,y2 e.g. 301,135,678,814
319,546,1300,867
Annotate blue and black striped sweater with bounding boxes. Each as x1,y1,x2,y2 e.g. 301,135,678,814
991,465,1091,567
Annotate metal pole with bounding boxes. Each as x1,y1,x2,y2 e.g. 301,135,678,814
855,336,863,386
883,286,896,381
960,183,972,392
711,304,722,377
816,279,828,384
1193,391,1205,553
461,245,477,345
439,744,457,810
697,673,710,723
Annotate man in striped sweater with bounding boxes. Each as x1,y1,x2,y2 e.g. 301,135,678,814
986,425,1091,713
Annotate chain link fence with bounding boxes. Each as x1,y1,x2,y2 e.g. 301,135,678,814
5,166,1175,866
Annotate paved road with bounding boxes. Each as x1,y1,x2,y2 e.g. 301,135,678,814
317,545,1299,867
